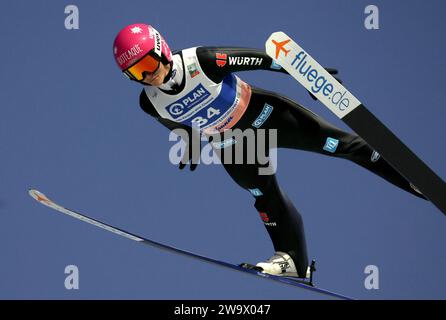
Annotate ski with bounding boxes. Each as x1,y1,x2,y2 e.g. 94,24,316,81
265,31,446,215
28,189,353,300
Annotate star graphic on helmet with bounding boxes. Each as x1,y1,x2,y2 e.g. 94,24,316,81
130,26,143,34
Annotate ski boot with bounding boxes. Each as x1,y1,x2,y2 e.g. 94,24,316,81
255,251,310,278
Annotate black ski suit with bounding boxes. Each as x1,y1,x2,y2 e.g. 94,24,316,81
139,47,426,277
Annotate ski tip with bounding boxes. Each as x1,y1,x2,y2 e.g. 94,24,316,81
28,188,39,198
28,189,51,204
266,31,288,41
268,30,286,36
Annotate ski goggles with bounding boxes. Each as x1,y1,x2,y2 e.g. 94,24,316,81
124,53,161,81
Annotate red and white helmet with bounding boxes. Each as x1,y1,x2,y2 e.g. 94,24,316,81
113,24,172,80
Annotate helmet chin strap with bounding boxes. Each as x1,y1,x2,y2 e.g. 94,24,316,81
159,58,182,92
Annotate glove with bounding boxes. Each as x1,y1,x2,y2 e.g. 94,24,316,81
307,68,342,100
178,152,198,171
178,160,198,171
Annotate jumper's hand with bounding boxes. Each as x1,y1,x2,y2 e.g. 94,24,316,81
307,68,342,100
178,151,198,171
178,129,201,171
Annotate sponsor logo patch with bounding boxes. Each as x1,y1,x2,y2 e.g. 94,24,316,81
165,84,211,119
248,188,263,197
116,44,143,67
228,56,263,66
259,212,270,222
215,53,263,68
371,150,381,162
211,137,237,149
252,103,273,128
259,212,277,227
216,53,227,67
187,62,200,78
270,60,282,70
323,137,339,153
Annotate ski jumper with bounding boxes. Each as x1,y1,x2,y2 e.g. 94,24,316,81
139,47,426,277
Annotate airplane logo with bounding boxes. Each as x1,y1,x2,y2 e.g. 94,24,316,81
271,39,291,59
